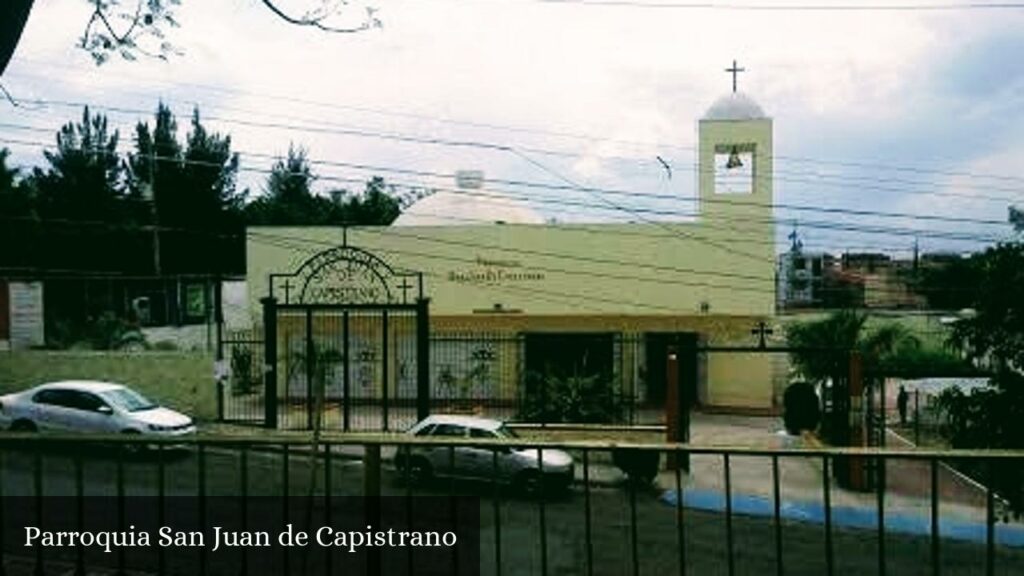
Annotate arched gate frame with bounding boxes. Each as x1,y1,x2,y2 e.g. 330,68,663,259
261,242,429,431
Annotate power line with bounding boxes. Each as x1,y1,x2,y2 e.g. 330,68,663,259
250,231,690,313
0,196,985,299
531,0,1024,11
508,146,769,262
8,94,1024,201
0,212,981,302
0,135,1011,245
248,226,982,300
10,59,1024,191
2,124,1012,232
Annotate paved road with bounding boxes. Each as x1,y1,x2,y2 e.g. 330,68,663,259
1,445,1023,576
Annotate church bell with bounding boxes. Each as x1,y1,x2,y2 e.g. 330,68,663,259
725,146,744,170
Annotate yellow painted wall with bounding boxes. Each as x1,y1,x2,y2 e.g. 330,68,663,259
243,114,779,410
246,220,774,318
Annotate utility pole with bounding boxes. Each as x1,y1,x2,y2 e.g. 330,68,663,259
146,144,161,276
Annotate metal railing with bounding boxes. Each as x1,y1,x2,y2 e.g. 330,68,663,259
1,434,1022,576
218,332,675,429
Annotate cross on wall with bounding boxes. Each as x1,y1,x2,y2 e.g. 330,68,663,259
751,320,774,349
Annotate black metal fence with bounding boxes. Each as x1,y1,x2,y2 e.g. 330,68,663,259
219,332,706,430
219,330,266,424
2,434,1023,576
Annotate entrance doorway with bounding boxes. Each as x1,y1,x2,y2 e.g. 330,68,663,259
644,332,699,409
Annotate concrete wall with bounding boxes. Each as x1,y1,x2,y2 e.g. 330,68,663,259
0,352,217,421
246,221,775,319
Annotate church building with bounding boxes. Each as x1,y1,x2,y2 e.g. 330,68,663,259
245,79,781,417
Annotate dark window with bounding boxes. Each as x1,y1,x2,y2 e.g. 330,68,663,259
32,389,60,406
32,389,76,409
70,392,108,412
794,258,806,270
431,424,466,437
812,259,822,275
414,424,436,437
470,428,496,439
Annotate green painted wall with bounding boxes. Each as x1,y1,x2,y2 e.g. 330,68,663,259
0,352,217,421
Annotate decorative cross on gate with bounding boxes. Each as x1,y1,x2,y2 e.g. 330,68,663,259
282,279,293,304
397,279,413,304
751,320,773,349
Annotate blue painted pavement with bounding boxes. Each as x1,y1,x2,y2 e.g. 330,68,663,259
660,488,1024,547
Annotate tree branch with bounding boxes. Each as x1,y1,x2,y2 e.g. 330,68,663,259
82,0,144,48
260,0,379,33
0,82,42,109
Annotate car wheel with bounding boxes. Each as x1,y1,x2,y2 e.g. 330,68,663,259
515,470,543,497
10,419,37,433
120,429,146,455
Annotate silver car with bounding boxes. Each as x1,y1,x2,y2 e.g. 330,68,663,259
0,381,196,439
394,415,574,494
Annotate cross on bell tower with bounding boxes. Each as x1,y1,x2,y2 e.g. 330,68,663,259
725,59,745,93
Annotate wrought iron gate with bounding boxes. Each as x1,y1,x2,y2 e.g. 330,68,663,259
261,243,429,431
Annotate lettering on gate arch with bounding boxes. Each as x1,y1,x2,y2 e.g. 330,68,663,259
270,245,422,305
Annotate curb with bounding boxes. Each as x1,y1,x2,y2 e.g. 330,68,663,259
205,443,634,488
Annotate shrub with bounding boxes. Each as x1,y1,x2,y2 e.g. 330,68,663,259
517,372,623,424
783,381,820,435
230,346,257,396
150,340,179,351
88,312,146,351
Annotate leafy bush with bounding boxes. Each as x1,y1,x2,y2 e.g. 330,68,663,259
517,372,623,424
88,312,145,350
875,345,981,378
45,318,78,349
783,381,821,434
150,340,179,351
230,346,257,396
934,372,1024,512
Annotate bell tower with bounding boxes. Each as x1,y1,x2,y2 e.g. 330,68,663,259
698,61,773,247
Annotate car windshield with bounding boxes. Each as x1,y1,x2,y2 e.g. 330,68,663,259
100,388,158,412
495,425,518,439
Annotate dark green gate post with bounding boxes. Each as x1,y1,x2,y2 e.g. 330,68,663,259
262,296,278,429
214,276,225,422
416,297,431,422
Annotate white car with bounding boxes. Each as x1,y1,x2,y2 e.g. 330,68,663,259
394,415,574,494
0,381,196,438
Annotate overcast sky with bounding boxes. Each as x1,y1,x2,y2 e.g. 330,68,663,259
2,0,1023,255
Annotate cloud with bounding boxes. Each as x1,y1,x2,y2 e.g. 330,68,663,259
2,0,1024,254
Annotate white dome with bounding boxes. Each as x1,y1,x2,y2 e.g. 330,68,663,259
393,189,545,226
703,92,767,121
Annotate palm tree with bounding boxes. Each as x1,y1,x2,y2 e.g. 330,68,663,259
786,310,919,384
786,310,919,442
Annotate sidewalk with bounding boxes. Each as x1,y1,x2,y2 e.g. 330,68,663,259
202,413,1007,525
652,413,1006,533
